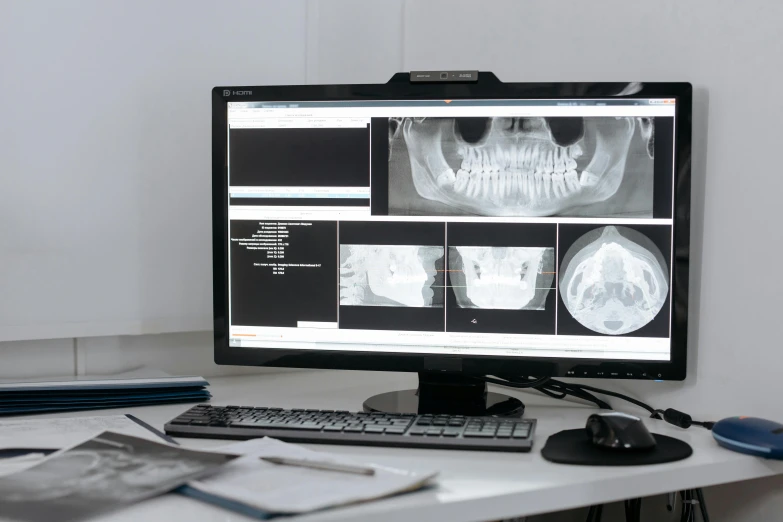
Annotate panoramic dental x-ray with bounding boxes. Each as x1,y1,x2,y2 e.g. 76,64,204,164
389,116,655,218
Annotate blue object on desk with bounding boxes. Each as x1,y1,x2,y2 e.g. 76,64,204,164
712,417,783,459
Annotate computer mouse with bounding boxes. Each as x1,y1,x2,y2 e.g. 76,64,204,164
586,412,657,451
712,417,783,460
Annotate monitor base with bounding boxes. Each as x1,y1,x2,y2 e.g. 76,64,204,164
363,372,525,417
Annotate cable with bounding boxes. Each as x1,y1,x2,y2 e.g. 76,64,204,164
695,488,710,522
585,504,604,522
483,374,716,431
481,375,551,389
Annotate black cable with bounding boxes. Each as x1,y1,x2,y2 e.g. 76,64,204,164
481,375,550,389
595,504,603,522
486,374,716,431
679,490,688,522
695,488,709,522
536,380,612,409
563,381,658,417
586,505,595,522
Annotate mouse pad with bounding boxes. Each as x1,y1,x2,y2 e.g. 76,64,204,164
541,429,693,466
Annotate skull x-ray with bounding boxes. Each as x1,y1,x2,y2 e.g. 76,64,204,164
559,226,669,335
388,116,654,217
340,245,445,307
448,246,555,310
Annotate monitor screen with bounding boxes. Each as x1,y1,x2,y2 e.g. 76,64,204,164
223,95,678,367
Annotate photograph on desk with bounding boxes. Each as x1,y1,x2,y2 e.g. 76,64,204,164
387,116,672,218
445,222,557,334
338,221,446,332
0,431,237,522
557,224,672,337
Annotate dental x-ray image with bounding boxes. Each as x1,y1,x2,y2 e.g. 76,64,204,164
448,246,555,310
444,222,557,335
558,225,670,336
388,116,656,218
340,245,445,308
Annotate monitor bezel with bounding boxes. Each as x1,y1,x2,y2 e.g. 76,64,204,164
213,78,691,381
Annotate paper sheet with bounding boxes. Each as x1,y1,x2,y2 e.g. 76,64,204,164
0,415,161,451
188,437,437,514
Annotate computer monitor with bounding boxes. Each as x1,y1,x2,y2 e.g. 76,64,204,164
213,73,691,415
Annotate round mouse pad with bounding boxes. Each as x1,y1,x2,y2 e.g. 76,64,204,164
541,429,693,466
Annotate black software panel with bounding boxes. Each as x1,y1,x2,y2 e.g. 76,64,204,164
230,220,338,327
229,127,370,187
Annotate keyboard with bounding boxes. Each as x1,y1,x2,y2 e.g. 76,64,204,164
165,404,536,452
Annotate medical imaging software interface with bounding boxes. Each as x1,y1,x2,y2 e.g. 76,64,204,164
226,98,677,361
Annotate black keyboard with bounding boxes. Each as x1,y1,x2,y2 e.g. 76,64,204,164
165,405,536,452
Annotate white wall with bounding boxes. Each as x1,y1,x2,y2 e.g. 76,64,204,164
0,0,308,341
2,1,782,520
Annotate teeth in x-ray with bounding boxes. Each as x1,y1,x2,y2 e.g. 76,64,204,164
340,245,444,308
559,226,668,335
394,115,650,217
449,246,555,310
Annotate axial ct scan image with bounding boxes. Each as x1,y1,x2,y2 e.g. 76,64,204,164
558,226,669,335
389,116,655,217
448,246,555,310
339,245,445,308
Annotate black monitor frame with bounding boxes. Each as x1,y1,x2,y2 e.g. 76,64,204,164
213,74,692,381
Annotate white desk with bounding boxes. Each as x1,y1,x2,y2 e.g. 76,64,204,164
9,371,783,522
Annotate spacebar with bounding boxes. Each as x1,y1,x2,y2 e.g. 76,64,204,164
230,422,324,431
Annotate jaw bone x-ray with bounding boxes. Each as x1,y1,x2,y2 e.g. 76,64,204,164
559,226,668,335
449,246,555,310
388,116,654,217
340,245,445,307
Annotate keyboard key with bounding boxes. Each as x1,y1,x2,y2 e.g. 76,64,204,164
442,429,461,437
385,427,406,434
343,426,364,433
432,419,448,426
190,420,209,426
364,426,385,433
448,420,466,427
464,432,494,438
170,419,191,425
425,428,443,436
416,419,433,426
323,426,343,432
495,432,511,438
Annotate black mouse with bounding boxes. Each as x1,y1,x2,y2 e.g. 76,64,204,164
586,412,657,451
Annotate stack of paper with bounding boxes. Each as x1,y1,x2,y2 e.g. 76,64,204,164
180,437,438,518
0,369,210,416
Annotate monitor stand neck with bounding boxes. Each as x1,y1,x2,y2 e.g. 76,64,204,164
362,372,525,417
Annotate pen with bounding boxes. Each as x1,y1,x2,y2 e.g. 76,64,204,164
260,456,376,476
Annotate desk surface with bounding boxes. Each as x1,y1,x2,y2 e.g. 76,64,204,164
7,370,783,522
